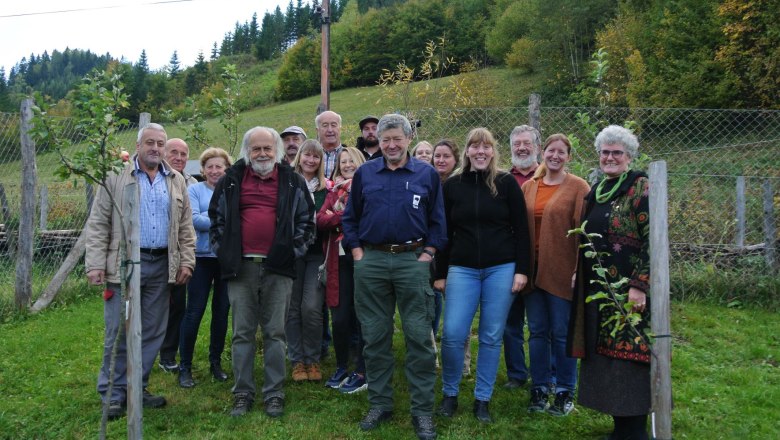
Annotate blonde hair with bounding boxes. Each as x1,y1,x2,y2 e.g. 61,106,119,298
333,146,366,181
533,133,572,180
199,147,232,172
460,127,500,197
412,141,434,163
292,139,326,191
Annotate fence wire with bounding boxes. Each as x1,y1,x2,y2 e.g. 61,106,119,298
0,106,778,301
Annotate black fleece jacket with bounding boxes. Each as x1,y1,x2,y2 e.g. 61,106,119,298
435,170,531,279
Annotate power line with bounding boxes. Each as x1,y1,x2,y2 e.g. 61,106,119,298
0,0,193,19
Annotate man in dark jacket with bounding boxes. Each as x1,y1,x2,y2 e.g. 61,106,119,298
209,126,315,418
356,115,382,161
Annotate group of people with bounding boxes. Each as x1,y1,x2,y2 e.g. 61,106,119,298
85,110,651,440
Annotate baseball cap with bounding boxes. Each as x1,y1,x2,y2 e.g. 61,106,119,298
359,116,379,130
280,126,307,138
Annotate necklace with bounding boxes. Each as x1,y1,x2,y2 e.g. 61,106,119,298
595,171,628,203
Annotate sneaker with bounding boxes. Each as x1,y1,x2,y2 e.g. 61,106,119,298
264,396,284,418
230,392,253,417
291,362,308,382
528,387,549,413
106,400,125,420
210,362,228,382
142,388,166,408
158,359,179,373
503,378,527,389
339,372,367,394
548,390,575,416
307,363,323,381
325,366,349,389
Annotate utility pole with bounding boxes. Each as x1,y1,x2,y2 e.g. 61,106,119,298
316,1,331,115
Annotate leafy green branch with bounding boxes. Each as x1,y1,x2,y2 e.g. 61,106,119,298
568,221,654,349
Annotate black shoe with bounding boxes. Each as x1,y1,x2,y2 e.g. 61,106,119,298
411,415,437,440
230,392,253,417
473,399,492,424
528,387,550,413
503,378,527,389
179,368,195,388
437,396,458,418
106,400,125,420
158,359,179,373
264,396,284,418
359,408,393,431
548,390,575,416
142,388,166,408
210,362,228,382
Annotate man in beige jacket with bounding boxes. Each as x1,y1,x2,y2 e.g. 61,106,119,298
85,123,195,420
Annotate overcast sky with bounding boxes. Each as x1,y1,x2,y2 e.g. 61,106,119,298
0,0,290,77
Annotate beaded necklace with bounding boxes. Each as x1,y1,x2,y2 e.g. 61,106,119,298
595,171,628,203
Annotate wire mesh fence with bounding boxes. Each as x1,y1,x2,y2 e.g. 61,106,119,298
0,104,778,303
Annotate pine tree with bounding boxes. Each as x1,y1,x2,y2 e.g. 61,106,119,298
211,42,219,60
169,50,180,78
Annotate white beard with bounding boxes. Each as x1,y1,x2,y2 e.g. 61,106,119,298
512,155,536,170
251,159,275,176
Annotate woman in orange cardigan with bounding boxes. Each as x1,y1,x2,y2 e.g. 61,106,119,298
521,134,589,416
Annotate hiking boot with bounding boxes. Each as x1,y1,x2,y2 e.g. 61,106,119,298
437,396,458,418
264,396,284,418
548,390,575,416
106,400,125,420
473,399,492,424
178,368,195,388
230,393,253,417
325,366,349,389
307,363,323,381
142,388,166,408
338,372,367,394
210,362,228,382
359,408,393,431
291,362,308,382
411,415,437,440
528,387,549,413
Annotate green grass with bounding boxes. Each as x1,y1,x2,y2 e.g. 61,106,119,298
1,289,779,439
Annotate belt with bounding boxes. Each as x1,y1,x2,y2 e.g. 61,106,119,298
140,247,168,256
365,240,424,254
242,256,266,263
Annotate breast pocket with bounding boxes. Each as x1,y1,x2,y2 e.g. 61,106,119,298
406,184,429,211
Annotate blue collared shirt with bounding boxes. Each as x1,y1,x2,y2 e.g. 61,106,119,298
135,158,171,249
342,155,447,252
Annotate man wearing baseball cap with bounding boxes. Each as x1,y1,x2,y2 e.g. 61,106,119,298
356,116,381,161
280,126,307,164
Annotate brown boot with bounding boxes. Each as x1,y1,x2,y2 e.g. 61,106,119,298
291,362,308,382
307,363,322,381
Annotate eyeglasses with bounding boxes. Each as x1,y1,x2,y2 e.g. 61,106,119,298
599,149,625,158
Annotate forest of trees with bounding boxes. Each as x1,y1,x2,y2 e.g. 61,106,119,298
0,0,776,116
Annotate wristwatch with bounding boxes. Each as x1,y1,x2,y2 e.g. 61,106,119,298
421,249,435,259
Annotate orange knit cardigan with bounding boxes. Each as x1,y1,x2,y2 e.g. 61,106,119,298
521,173,590,300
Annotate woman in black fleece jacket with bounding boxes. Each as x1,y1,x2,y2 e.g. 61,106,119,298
433,127,531,424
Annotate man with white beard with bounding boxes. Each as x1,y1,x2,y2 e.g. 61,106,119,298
502,125,542,390
209,126,315,418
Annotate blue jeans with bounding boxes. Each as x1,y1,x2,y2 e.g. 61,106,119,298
441,263,516,401
525,288,577,393
179,257,229,369
502,294,528,382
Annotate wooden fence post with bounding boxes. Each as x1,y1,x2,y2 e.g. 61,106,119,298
648,161,672,440
763,179,777,271
735,176,745,248
15,98,37,311
86,182,94,215
528,93,541,133
39,184,49,230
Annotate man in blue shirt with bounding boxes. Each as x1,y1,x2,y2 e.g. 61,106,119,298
342,114,446,440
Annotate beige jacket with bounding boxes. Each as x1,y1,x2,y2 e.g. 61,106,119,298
84,158,196,284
